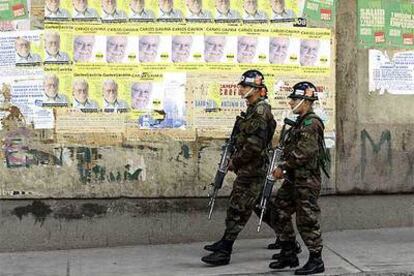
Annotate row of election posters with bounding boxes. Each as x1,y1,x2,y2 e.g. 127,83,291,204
0,26,331,69
0,68,335,139
45,0,303,22
43,0,335,26
358,0,414,48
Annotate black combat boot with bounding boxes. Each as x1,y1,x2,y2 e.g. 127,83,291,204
267,237,281,249
294,251,325,275
269,241,299,269
204,238,226,252
201,240,234,266
272,241,302,259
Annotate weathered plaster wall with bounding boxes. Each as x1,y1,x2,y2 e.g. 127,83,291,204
1,195,413,252
335,0,414,194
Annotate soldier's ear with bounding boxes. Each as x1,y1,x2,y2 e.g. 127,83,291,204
259,88,267,97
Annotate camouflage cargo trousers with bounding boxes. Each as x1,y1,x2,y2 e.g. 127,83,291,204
223,175,277,241
269,182,323,254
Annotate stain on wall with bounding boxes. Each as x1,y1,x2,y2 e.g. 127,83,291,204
12,200,52,224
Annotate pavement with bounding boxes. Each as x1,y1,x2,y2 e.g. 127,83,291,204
1,227,414,276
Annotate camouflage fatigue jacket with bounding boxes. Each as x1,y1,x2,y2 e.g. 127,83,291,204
282,111,325,188
232,97,276,177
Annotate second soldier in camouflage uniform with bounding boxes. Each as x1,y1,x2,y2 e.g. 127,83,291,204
201,70,276,266
269,81,328,275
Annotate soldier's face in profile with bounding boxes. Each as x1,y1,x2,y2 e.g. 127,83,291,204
131,83,152,109
73,0,88,12
15,38,31,58
103,82,118,103
73,82,89,104
130,0,145,13
139,36,160,62
45,34,60,56
204,36,226,62
106,36,128,63
102,0,117,14
73,36,95,62
159,0,173,13
238,84,256,99
270,0,285,13
186,0,202,14
172,36,192,62
215,0,230,14
46,0,60,12
244,0,257,15
237,36,258,63
300,39,320,66
44,77,59,98
289,95,310,114
269,37,290,64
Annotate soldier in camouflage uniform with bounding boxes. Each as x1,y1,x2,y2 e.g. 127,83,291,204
269,81,327,275
201,70,277,266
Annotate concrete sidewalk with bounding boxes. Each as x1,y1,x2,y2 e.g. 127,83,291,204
1,227,413,276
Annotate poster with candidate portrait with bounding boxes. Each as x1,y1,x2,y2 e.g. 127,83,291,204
184,0,214,22
44,0,72,21
138,34,171,63
203,34,237,65
43,64,72,108
105,35,138,64
72,34,106,63
0,30,43,67
268,36,300,65
236,35,269,64
98,0,129,22
170,35,204,63
128,72,186,129
151,0,185,21
71,65,102,111
44,22,73,64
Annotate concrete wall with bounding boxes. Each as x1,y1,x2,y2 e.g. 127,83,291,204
336,0,414,194
1,0,413,252
1,195,413,252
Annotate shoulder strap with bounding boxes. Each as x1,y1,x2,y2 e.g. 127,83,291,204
301,112,325,129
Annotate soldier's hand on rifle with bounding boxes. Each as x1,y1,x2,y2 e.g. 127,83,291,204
228,159,235,172
272,166,284,179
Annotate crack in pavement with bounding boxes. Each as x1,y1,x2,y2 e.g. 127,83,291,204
325,243,364,273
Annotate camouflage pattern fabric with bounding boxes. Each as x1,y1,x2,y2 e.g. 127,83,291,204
271,111,325,253
231,97,276,177
282,112,324,188
223,175,264,241
223,97,276,241
273,183,323,254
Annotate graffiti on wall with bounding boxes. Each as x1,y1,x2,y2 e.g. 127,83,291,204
360,129,392,179
1,138,146,183
61,147,145,183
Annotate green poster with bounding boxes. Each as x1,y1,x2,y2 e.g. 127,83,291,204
386,0,414,48
0,0,28,21
303,0,336,28
357,0,386,48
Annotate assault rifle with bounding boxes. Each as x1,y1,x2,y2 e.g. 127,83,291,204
208,113,244,219
257,118,296,232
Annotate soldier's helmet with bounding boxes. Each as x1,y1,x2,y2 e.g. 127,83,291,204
288,81,318,101
238,70,266,89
